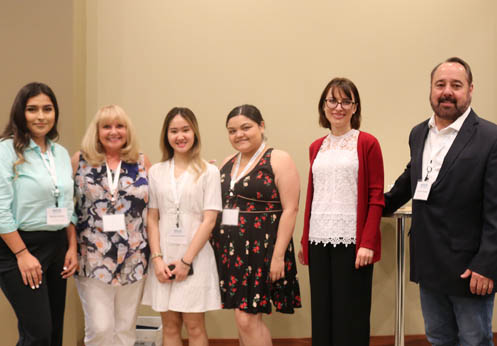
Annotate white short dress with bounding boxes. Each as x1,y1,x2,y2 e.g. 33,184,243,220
142,160,222,312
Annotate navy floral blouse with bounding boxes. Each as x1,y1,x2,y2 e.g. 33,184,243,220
74,153,149,285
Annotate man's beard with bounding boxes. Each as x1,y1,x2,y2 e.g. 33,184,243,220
430,96,468,122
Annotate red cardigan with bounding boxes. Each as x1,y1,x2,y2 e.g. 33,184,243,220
300,131,385,265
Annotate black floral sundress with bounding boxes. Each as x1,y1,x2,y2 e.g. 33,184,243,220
211,148,301,314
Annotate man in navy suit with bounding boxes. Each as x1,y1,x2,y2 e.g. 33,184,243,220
384,57,497,346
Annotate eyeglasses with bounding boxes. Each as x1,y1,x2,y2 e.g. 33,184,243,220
324,98,356,110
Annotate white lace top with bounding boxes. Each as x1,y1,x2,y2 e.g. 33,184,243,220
309,129,359,246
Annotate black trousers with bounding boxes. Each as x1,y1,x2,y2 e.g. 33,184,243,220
0,230,68,346
308,242,373,346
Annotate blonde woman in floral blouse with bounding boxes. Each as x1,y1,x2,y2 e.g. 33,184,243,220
68,105,151,346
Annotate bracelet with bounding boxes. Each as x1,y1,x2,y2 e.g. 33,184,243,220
14,247,27,256
150,253,163,260
181,258,192,267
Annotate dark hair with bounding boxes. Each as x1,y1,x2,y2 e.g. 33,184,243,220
160,107,206,179
0,82,59,167
226,104,264,127
430,57,473,85
318,78,361,130
160,107,200,160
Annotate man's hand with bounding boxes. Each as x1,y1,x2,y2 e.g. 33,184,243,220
461,269,494,295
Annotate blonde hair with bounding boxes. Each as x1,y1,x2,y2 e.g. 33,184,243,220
81,105,140,166
160,107,206,180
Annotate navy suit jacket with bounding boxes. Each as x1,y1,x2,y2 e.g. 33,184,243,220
384,110,497,296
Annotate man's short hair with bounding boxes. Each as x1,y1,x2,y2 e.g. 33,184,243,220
430,57,473,85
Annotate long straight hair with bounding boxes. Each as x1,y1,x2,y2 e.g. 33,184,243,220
160,107,206,180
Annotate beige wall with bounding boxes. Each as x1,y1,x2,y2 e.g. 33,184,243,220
85,0,497,338
0,0,85,345
1,0,497,344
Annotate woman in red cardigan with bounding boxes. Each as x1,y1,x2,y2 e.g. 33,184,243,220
298,77,384,346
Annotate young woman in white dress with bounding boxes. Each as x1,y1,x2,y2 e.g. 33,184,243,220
142,107,222,346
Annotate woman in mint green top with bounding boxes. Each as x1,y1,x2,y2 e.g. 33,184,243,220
0,82,77,346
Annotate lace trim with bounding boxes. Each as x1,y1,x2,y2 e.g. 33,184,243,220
309,237,356,246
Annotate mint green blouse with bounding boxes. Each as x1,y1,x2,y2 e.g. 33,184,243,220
0,138,74,234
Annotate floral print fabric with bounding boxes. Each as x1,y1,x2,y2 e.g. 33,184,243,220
211,149,301,314
74,154,149,285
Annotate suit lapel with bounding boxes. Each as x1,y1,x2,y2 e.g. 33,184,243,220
433,111,478,187
412,122,429,183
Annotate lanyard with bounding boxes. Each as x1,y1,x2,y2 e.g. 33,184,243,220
229,142,266,195
106,160,122,202
424,130,453,181
40,149,60,207
170,159,187,228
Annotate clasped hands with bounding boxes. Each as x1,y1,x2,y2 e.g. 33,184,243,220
153,257,190,282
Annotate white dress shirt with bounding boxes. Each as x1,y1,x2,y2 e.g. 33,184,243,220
421,107,471,184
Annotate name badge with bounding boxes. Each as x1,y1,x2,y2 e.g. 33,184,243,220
46,208,69,225
222,208,239,226
413,180,431,201
167,227,187,244
103,214,126,232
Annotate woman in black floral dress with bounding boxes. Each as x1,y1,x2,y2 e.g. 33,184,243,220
211,104,301,346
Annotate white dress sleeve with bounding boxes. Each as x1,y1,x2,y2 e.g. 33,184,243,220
148,163,159,209
202,164,222,212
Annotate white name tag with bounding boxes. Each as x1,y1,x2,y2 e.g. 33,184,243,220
222,208,239,226
167,227,187,244
103,214,126,232
46,208,69,225
413,180,432,201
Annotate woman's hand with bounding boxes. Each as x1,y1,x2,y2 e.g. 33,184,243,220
61,247,78,279
270,255,285,282
153,257,172,283
16,250,43,289
355,247,374,269
297,249,306,266
168,259,190,282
